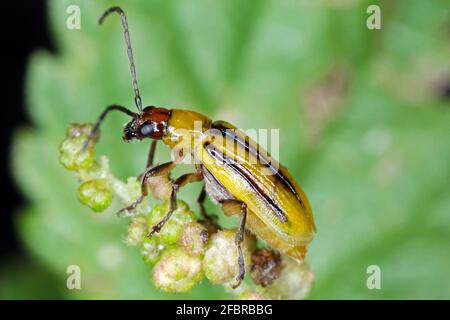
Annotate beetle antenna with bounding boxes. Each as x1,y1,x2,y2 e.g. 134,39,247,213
99,7,143,113
82,105,138,152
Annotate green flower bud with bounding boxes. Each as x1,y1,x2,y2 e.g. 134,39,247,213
152,248,203,293
59,123,96,171
140,237,165,265
177,222,208,256
77,178,112,212
60,138,95,171
148,200,196,245
203,229,256,285
125,216,148,246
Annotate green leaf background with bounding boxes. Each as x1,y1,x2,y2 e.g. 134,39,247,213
2,0,449,299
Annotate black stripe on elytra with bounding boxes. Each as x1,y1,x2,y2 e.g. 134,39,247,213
204,141,287,223
212,121,305,209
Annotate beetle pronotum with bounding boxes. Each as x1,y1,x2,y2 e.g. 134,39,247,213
83,6,316,288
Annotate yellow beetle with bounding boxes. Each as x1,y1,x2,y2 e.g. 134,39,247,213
84,7,316,288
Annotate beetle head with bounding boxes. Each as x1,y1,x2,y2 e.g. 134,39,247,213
123,106,170,142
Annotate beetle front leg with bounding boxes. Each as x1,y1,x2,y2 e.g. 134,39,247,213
117,161,176,216
221,199,248,289
148,172,203,238
138,140,158,180
145,140,158,169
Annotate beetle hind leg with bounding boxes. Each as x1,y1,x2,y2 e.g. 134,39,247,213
221,200,248,289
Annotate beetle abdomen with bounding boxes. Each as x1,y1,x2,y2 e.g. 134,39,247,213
200,121,316,247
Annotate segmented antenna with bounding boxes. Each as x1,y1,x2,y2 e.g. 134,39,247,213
99,7,143,112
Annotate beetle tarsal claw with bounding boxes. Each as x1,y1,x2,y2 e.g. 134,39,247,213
115,209,126,217
231,274,244,289
147,225,160,239
116,207,132,217
116,195,145,217
230,244,246,289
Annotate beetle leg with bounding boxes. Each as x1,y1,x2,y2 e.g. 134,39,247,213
145,140,158,169
148,172,203,238
82,104,138,151
221,200,248,288
138,140,158,180
117,161,176,216
197,186,220,231
234,202,248,288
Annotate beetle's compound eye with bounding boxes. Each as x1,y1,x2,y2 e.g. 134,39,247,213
140,122,154,136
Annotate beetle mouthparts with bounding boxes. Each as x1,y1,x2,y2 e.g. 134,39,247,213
123,120,136,141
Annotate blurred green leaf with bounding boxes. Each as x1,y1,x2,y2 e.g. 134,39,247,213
0,256,63,299
10,0,450,299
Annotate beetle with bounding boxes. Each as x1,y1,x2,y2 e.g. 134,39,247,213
83,6,316,288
